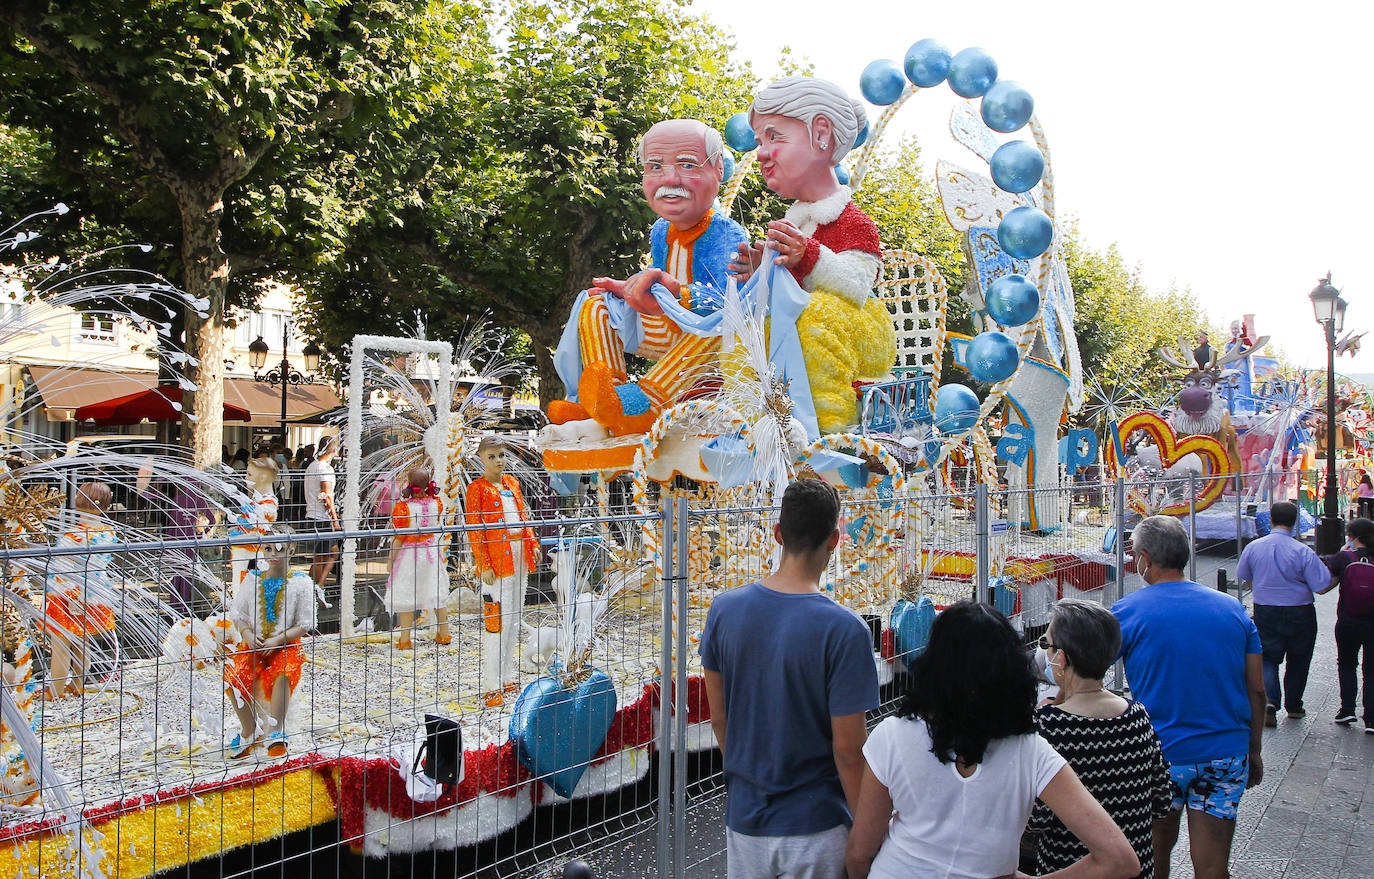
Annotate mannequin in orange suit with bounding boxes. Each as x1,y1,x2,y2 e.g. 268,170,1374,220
465,437,538,707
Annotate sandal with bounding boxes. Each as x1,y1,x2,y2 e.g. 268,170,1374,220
395,637,414,650
434,633,452,646
227,734,257,759
265,731,288,758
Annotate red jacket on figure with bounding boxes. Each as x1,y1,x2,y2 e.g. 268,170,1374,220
464,474,538,578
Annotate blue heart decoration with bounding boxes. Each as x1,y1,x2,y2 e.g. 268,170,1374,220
509,671,618,799
890,596,937,672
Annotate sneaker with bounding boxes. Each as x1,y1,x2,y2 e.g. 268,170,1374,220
1335,711,1357,725
227,734,256,759
265,731,288,758
1287,707,1306,719
1264,705,1278,728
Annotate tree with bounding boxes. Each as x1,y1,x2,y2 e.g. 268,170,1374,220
0,1,491,464
1063,225,1207,412
300,0,762,404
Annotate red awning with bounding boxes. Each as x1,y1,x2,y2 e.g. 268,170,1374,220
74,385,252,425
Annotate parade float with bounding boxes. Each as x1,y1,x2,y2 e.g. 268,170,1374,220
6,34,1361,877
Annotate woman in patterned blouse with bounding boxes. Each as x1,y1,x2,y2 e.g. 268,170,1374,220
1032,599,1173,878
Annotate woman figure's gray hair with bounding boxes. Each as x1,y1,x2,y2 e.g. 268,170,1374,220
1048,599,1121,681
749,76,868,162
1131,514,1191,572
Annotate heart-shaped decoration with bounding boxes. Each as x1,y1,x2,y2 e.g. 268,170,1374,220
890,596,938,673
1116,412,1229,517
509,671,617,799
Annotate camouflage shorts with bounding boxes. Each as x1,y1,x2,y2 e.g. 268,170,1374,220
1169,755,1248,820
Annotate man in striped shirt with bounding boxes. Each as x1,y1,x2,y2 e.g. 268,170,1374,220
549,118,748,435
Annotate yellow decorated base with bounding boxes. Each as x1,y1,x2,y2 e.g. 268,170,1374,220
0,763,335,879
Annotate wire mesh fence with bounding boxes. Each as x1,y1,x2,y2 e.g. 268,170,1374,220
0,466,1359,877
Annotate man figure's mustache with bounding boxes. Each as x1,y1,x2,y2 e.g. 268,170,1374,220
654,185,691,199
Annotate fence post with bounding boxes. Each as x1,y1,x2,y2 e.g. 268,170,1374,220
1188,471,1198,583
1113,476,1126,691
975,483,990,605
1234,472,1244,591
672,495,689,879
657,497,674,878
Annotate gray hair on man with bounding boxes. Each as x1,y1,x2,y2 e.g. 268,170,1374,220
635,119,726,170
749,75,868,163
1048,598,1121,680
1132,514,1191,573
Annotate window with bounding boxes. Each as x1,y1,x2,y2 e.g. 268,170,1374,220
79,312,116,343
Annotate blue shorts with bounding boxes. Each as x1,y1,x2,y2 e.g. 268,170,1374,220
1168,755,1248,820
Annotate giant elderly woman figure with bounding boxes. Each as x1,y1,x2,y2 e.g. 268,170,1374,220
732,76,897,433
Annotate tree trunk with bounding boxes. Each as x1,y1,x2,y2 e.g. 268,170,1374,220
175,194,230,469
530,324,563,408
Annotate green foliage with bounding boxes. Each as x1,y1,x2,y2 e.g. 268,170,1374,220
1063,223,1207,413
301,0,761,400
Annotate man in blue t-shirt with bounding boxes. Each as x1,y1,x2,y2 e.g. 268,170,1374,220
1113,515,1266,879
701,478,880,879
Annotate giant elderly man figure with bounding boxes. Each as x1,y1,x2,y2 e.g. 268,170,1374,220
732,76,896,434
549,119,749,436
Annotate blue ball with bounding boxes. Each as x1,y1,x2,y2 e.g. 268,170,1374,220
966,331,1021,383
854,118,869,148
935,384,980,435
723,112,756,152
834,164,851,185
989,141,1044,193
947,47,998,98
980,80,1034,133
985,274,1041,326
721,151,736,183
997,206,1054,259
860,59,906,106
904,38,952,87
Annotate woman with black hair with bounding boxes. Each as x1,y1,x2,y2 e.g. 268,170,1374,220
845,601,1139,879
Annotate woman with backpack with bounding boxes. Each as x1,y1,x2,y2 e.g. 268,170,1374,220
1326,518,1374,731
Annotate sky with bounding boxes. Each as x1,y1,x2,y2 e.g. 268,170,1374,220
687,0,1372,378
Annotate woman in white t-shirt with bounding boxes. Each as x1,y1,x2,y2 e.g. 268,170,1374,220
846,601,1139,879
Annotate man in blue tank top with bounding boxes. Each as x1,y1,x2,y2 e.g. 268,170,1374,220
701,478,880,879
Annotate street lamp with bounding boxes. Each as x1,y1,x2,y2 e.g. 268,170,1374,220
1310,272,1348,554
249,320,322,442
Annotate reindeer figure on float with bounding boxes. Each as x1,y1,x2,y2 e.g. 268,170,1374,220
1153,333,1269,475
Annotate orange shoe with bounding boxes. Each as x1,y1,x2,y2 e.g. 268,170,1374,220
434,632,452,646
579,362,657,436
547,399,590,425
396,636,414,650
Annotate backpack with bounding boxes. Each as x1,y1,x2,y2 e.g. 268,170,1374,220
1338,549,1374,617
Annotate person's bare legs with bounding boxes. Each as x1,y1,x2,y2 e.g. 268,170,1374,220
434,606,451,641
395,610,415,647
269,674,290,733
1186,808,1237,879
230,680,259,741
1153,809,1183,879
312,546,338,590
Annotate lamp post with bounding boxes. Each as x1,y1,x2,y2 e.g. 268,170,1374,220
248,320,322,443
1309,272,1348,554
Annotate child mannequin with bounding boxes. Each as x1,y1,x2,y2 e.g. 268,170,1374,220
386,465,450,649
228,456,279,597
224,537,316,759
42,482,117,699
465,437,538,707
